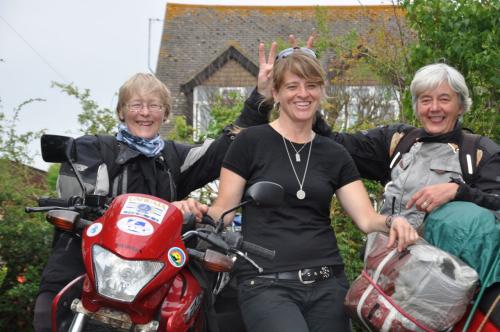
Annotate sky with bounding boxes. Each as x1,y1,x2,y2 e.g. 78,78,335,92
0,0,392,170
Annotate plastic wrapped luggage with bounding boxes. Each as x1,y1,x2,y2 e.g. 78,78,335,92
344,232,479,332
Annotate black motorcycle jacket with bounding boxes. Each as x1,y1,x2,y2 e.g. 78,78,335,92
244,88,500,211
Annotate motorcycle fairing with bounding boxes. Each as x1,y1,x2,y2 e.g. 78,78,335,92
80,193,189,324
52,275,85,332
161,270,204,332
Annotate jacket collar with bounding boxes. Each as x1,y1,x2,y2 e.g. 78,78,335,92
418,121,462,144
115,141,143,165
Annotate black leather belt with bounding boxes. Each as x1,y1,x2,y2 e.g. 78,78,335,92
257,266,340,284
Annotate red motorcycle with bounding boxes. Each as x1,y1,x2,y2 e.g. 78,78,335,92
28,135,283,332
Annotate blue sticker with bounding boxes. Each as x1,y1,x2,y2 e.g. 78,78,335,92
86,223,103,237
117,217,154,236
168,247,186,268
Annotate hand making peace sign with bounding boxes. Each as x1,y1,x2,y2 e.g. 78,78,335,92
257,34,315,99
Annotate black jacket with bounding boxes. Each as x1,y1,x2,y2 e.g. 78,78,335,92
244,88,500,211
39,107,260,294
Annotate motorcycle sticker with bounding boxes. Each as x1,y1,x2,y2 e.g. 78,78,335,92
117,217,154,236
168,247,186,268
120,196,169,224
86,222,103,237
183,293,203,323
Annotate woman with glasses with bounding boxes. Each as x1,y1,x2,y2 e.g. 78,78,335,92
207,46,418,332
34,73,265,332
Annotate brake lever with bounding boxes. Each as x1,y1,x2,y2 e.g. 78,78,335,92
232,249,263,273
25,206,76,213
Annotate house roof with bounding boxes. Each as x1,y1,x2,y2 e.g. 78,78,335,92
180,45,258,94
156,3,408,92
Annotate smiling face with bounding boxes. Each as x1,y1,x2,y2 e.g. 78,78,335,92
116,73,171,139
415,82,462,135
273,71,322,124
271,53,325,125
119,93,165,139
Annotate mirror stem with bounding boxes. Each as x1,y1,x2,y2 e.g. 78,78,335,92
218,200,250,232
68,159,87,204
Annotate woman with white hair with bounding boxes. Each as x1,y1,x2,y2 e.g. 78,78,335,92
247,61,500,229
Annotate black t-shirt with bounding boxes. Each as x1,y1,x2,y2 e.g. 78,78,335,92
223,124,360,278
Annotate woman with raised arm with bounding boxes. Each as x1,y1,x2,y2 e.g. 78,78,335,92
208,46,418,332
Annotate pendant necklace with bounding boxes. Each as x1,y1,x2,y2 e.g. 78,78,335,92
282,134,313,200
289,141,307,162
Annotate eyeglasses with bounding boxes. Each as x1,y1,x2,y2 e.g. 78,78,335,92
276,47,317,61
126,102,164,112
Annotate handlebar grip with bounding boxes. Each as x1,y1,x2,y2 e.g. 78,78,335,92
241,241,275,261
200,215,216,227
38,197,69,207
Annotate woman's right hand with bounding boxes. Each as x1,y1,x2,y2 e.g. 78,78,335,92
256,41,277,98
172,198,208,222
386,216,419,252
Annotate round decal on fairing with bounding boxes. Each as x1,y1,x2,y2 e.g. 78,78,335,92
117,217,154,236
168,247,186,268
86,223,103,237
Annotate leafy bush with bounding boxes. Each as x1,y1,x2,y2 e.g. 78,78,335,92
0,161,52,331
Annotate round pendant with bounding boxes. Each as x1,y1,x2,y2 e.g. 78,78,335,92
296,190,306,200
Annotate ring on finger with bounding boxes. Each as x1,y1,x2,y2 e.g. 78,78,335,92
422,201,429,207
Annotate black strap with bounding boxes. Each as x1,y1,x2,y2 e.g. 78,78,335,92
459,132,481,184
95,135,122,182
389,129,481,184
389,128,422,169
162,141,181,201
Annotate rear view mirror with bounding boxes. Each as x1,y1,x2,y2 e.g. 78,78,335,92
41,135,76,163
41,134,86,199
244,181,284,208
217,181,284,232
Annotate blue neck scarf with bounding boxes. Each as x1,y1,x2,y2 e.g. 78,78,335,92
116,123,165,157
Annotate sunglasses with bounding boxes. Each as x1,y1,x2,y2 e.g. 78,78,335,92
276,47,317,60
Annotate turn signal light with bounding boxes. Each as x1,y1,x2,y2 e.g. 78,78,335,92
203,249,234,272
46,210,80,232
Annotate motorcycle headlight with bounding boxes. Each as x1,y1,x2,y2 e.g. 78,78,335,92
92,245,164,302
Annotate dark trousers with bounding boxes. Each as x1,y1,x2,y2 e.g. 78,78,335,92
237,275,351,332
33,291,55,332
34,233,84,332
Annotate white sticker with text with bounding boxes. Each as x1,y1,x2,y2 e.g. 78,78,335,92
120,196,169,224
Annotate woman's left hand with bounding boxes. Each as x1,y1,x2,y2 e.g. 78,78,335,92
406,182,459,212
386,216,419,252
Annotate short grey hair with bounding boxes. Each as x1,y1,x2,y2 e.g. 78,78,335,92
410,63,472,114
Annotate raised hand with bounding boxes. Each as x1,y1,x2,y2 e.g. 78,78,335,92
257,34,316,99
257,41,277,98
288,33,315,48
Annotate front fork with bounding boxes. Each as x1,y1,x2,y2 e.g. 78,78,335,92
68,299,88,332
68,312,87,332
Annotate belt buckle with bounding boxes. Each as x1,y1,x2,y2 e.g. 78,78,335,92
298,269,315,284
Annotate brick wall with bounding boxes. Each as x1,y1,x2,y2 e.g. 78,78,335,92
203,60,256,87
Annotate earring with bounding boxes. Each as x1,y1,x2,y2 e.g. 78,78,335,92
274,102,280,111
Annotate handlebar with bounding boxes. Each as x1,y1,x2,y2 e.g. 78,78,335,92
25,197,75,213
38,197,71,207
241,241,275,261
26,196,106,220
187,227,275,262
